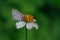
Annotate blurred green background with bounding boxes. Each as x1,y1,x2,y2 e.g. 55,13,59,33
0,0,60,40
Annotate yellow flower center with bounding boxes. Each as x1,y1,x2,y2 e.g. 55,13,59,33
23,15,34,22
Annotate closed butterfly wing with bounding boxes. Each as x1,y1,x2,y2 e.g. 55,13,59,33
12,9,23,21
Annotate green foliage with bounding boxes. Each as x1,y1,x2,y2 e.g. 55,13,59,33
0,0,60,40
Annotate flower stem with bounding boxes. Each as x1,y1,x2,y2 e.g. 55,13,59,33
26,28,27,40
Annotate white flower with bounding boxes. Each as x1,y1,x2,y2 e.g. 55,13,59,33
12,9,38,30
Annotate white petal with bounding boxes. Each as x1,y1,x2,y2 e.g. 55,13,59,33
33,23,38,30
26,22,33,30
33,19,36,22
16,21,26,29
26,22,38,30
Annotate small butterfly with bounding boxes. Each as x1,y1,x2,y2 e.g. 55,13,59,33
12,9,38,30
